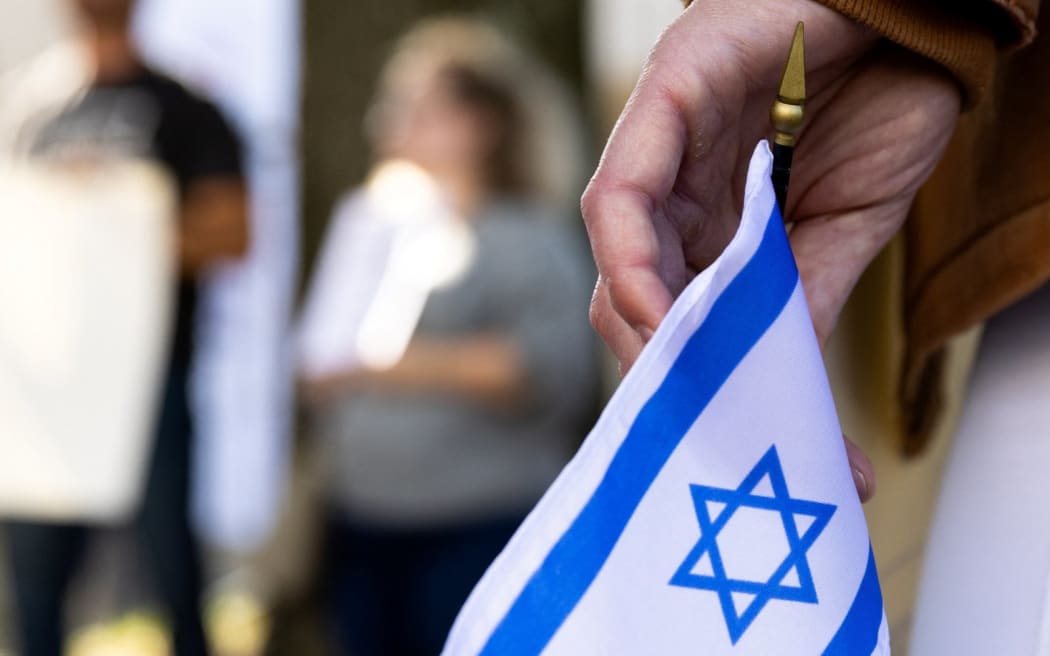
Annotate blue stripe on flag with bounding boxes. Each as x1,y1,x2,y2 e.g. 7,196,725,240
480,208,799,655
822,547,884,655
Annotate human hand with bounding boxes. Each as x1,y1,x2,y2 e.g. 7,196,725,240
582,0,961,502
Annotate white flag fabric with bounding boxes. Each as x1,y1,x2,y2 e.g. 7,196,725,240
443,142,889,655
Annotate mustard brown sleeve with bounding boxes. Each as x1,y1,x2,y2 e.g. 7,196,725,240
681,0,1041,108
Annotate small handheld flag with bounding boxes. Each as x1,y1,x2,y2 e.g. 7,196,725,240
442,142,889,655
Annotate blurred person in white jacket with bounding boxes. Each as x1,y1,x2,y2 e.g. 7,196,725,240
297,18,598,656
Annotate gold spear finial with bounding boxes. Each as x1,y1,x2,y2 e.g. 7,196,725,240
770,22,806,147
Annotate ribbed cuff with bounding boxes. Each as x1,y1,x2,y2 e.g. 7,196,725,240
817,0,997,108
679,0,1005,109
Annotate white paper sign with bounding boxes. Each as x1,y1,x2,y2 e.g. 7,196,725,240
0,162,176,522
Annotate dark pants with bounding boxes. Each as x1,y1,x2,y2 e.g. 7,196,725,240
324,513,522,656
4,367,210,656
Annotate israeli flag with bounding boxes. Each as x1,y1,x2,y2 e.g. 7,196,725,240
443,142,889,655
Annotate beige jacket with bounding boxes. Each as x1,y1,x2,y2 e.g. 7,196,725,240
823,0,1048,453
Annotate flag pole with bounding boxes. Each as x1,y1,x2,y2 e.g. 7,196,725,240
770,22,806,217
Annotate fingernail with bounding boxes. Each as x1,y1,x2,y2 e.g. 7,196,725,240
852,467,869,501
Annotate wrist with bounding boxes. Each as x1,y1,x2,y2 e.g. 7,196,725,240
816,0,994,109
680,0,988,108
675,0,879,91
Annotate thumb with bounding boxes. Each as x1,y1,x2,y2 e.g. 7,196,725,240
844,434,876,503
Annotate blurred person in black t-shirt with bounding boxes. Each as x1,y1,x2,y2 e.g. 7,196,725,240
3,1,247,655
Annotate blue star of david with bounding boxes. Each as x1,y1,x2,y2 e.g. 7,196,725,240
669,445,836,644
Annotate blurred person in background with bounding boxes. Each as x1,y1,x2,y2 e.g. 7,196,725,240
296,17,597,656
1,0,247,654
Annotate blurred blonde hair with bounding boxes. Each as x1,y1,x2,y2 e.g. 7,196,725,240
369,16,586,214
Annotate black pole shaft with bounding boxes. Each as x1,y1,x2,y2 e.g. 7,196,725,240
771,142,794,218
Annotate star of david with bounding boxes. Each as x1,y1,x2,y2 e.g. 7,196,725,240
669,445,836,644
